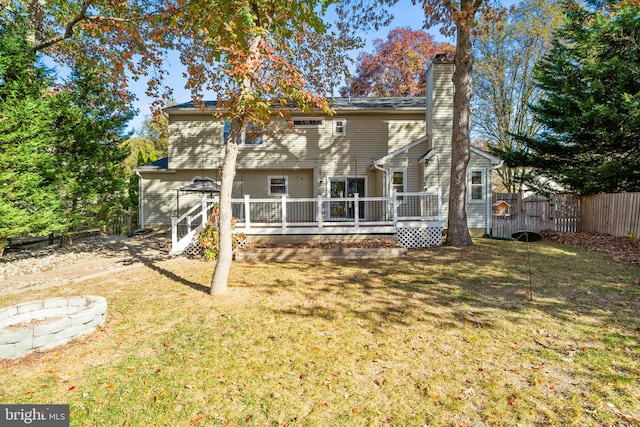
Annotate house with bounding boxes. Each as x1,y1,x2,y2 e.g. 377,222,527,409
136,60,501,252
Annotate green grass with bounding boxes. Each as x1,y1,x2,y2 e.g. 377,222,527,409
1,239,639,426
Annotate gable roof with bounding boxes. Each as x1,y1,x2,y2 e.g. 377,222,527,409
370,135,430,167
470,146,501,165
165,97,426,115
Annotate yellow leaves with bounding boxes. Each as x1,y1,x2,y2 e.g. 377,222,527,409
154,388,167,402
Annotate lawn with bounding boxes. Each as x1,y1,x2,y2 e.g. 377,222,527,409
1,239,638,426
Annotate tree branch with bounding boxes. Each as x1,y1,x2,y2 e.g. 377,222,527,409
34,0,92,51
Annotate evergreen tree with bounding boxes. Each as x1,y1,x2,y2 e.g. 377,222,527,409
54,67,132,240
500,2,640,194
0,18,63,253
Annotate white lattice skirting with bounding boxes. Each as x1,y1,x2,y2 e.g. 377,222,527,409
396,225,444,248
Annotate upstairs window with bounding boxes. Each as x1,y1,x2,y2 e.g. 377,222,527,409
292,117,324,128
223,121,263,145
333,119,346,136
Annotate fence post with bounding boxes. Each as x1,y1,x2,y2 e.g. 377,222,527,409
317,194,323,228
244,195,251,230
127,207,132,235
281,194,287,229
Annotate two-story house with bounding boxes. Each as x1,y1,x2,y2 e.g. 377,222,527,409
136,60,500,252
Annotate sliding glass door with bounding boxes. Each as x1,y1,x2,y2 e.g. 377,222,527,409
328,178,365,220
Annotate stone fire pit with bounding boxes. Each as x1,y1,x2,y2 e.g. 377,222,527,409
0,296,107,360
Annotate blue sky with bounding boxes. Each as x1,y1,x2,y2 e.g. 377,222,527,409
127,0,517,133
127,0,453,133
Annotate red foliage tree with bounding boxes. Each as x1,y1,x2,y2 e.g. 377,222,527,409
341,27,454,97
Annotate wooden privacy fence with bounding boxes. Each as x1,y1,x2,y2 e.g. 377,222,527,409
491,192,640,238
581,192,640,237
491,193,581,238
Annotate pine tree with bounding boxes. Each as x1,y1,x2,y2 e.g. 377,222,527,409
0,18,63,253
500,3,640,194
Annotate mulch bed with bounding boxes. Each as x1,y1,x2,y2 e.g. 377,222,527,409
244,237,401,249
541,230,640,266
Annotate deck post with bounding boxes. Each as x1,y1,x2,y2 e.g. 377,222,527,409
354,193,360,228
281,194,287,229
171,217,178,249
392,190,399,227
437,187,443,221
187,216,192,234
201,195,207,226
317,194,323,228
244,195,251,230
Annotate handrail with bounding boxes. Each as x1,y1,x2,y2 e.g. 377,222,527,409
170,190,443,254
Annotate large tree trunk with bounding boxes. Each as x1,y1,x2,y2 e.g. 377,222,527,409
210,118,241,295
446,18,474,247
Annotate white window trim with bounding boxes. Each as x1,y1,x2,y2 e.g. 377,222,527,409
333,118,347,136
469,169,485,203
267,175,288,196
389,168,407,197
292,117,325,128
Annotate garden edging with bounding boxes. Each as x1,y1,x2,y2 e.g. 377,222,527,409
235,247,407,261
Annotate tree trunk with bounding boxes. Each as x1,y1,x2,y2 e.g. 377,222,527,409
210,118,241,295
0,237,7,258
446,18,474,247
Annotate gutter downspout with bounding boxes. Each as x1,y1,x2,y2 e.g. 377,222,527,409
372,163,388,195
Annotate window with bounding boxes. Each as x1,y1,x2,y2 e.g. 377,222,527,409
470,170,484,202
222,121,263,145
292,117,324,128
268,176,288,196
333,119,346,136
391,169,406,199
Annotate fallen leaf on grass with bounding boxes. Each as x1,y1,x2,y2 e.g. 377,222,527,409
190,416,203,424
68,386,76,391
375,378,386,386
508,394,517,405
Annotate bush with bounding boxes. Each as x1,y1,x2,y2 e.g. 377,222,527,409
198,205,246,261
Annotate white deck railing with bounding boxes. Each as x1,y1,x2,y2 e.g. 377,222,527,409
171,190,443,254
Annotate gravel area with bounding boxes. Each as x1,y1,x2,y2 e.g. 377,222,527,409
0,232,171,292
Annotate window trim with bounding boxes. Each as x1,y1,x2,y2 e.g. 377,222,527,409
267,175,288,196
292,117,325,129
469,169,485,203
333,118,347,136
389,168,407,198
222,121,264,146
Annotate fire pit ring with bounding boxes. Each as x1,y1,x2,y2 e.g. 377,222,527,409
0,296,107,360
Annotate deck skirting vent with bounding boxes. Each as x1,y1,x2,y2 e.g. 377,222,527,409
396,225,444,248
